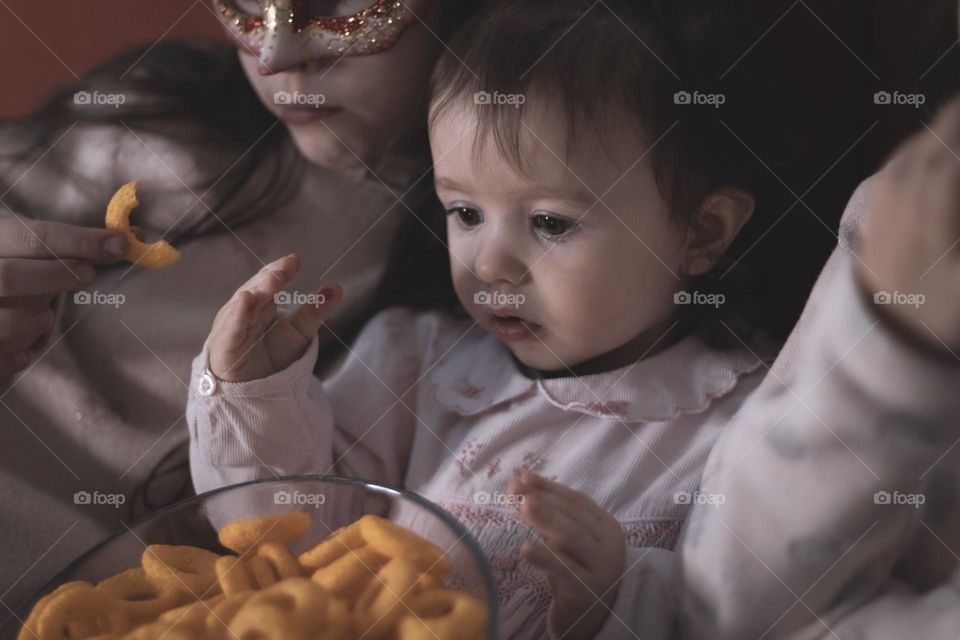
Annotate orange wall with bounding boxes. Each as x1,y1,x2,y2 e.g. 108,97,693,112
0,1,228,118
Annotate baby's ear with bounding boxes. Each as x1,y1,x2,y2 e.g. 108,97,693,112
683,187,755,277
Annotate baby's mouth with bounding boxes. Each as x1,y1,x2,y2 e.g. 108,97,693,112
486,309,544,342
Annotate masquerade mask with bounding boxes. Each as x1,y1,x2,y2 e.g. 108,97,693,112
214,0,425,70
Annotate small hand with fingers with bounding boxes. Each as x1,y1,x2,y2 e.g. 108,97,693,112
207,253,342,382
507,471,626,640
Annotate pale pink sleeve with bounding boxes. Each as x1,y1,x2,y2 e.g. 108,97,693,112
187,307,425,496
680,251,960,637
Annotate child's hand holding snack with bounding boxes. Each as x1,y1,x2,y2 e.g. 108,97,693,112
207,254,341,382
857,97,960,358
508,471,627,640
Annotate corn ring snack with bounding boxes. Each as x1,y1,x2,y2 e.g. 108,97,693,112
298,520,366,569
227,578,330,640
205,590,256,638
141,545,221,597
118,619,199,640
34,582,131,640
246,555,278,589
396,588,489,640
352,558,422,640
104,181,180,269
315,598,351,640
217,511,311,553
310,545,388,600
359,515,453,577
156,593,226,636
214,555,255,595
95,569,182,624
18,582,89,640
257,542,301,579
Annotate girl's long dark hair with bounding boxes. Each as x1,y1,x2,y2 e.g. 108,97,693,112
2,39,303,238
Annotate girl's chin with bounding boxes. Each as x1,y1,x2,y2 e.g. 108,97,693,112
286,122,369,172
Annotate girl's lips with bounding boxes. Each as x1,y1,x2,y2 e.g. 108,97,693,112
276,105,343,125
489,315,543,342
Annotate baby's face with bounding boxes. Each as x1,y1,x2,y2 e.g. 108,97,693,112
430,100,690,371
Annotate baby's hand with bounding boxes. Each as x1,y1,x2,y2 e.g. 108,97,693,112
857,97,960,356
507,471,626,640
207,254,341,382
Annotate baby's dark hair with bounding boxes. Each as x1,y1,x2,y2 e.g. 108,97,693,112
430,0,782,350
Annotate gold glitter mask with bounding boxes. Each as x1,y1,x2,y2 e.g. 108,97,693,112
214,0,424,70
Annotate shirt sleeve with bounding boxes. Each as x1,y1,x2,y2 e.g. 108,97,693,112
679,255,960,640
187,307,426,496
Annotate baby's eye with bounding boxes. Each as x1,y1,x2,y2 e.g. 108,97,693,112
532,212,578,238
447,206,483,228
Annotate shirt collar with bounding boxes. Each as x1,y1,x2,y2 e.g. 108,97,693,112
429,323,768,422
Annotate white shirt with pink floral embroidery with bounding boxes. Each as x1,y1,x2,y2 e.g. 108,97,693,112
187,306,767,640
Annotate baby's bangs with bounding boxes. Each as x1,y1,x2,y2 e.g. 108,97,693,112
429,1,676,180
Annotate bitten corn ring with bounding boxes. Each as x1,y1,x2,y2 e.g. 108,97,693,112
104,181,180,269
396,588,489,640
217,511,312,553
359,515,454,577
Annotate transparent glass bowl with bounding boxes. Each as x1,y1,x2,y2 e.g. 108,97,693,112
4,475,499,640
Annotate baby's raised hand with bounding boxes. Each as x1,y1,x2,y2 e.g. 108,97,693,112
507,471,626,640
207,254,341,382
857,97,960,357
